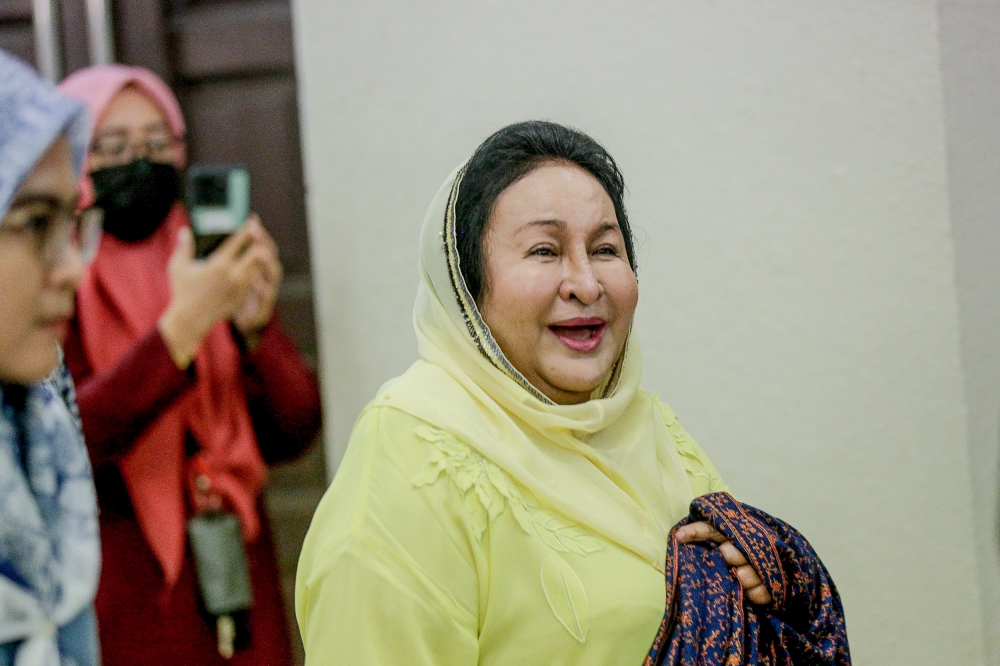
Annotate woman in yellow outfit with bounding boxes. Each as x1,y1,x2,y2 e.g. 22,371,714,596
296,121,768,665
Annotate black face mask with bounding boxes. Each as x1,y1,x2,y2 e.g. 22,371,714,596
91,159,180,242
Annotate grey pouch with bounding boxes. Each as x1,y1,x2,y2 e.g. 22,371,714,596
187,512,253,658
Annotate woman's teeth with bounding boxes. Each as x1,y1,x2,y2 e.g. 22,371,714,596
554,326,597,341
549,323,605,351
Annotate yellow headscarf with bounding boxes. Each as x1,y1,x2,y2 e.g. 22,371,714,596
371,164,695,572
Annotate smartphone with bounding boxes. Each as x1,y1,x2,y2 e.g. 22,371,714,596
186,165,251,259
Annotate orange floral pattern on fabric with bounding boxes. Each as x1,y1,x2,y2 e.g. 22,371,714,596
644,492,850,666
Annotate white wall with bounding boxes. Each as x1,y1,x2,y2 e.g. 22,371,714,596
292,1,996,663
939,0,1000,657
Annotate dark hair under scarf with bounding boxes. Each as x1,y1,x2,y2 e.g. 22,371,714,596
454,121,637,302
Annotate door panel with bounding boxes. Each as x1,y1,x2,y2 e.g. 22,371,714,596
0,0,34,65
171,1,294,78
111,0,170,77
179,77,310,276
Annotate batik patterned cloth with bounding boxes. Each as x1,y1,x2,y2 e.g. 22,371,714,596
645,492,850,666
0,364,100,666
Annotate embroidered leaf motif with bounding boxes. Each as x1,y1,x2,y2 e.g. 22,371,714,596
412,425,600,644
412,425,530,541
463,488,488,539
540,551,590,643
657,399,717,485
410,453,446,487
411,426,602,553
531,513,603,555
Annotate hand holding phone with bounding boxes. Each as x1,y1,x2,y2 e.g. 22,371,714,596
230,216,283,349
159,223,266,369
186,165,250,258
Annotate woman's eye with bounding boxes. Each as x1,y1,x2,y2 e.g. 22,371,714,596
92,136,127,157
26,213,53,235
594,245,619,256
146,137,173,154
529,246,557,257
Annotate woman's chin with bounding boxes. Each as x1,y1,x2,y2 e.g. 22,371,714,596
3,343,60,384
539,363,614,404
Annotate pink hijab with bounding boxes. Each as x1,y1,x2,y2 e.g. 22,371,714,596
60,65,267,587
60,65,186,206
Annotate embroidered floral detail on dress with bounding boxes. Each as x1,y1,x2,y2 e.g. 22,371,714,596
540,551,589,643
657,399,722,490
412,426,602,554
659,401,694,452
411,425,598,643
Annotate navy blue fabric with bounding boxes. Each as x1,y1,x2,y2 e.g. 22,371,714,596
645,492,850,666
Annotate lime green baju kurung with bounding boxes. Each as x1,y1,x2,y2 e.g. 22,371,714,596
297,400,725,666
296,164,727,665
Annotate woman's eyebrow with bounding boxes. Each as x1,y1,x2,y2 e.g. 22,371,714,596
587,221,622,241
142,121,171,133
91,127,127,140
93,121,170,138
516,219,565,235
528,218,564,228
9,192,80,210
9,193,61,209
516,219,620,238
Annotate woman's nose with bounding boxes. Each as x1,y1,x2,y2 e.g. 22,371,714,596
559,252,602,305
49,245,85,292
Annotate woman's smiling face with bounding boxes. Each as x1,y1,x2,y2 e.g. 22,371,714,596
477,162,638,405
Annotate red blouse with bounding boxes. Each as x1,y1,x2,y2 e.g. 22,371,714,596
63,313,322,666
63,315,322,471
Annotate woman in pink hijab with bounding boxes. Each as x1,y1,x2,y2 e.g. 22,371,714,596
59,65,321,666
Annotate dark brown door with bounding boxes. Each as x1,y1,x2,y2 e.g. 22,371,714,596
0,1,35,64
2,3,322,663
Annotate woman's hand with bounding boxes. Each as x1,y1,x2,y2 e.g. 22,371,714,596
158,224,267,369
675,521,773,605
230,216,283,351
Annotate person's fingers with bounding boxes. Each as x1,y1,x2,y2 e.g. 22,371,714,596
245,214,276,247
249,268,268,293
245,214,265,238
245,215,277,255
213,224,256,262
263,259,283,298
733,563,764,592
230,244,271,292
170,227,194,267
238,288,262,317
744,583,773,606
735,564,773,604
675,522,727,544
676,523,772,605
717,541,748,568
253,243,281,285
239,215,282,284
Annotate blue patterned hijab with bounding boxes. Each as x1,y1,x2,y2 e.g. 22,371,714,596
0,50,100,666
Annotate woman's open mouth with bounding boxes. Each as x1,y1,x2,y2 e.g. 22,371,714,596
548,318,606,353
